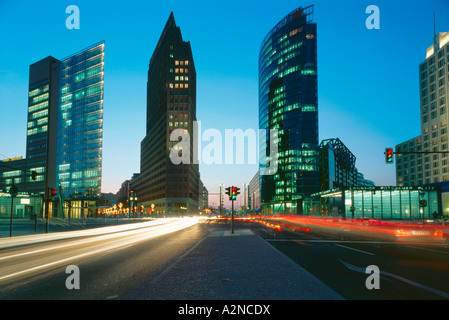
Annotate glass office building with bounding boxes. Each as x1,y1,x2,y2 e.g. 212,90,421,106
56,42,105,197
259,5,319,215
311,186,442,220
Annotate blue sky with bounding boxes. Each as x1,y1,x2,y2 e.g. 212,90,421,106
1,0,449,208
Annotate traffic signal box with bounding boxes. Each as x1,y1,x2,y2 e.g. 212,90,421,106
49,187,57,198
385,148,394,164
226,186,240,201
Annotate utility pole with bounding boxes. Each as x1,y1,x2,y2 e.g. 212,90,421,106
10,179,16,237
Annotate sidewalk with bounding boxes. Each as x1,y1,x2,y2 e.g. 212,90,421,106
129,228,344,300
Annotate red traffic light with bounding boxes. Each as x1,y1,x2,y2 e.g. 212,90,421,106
49,188,57,197
385,148,394,164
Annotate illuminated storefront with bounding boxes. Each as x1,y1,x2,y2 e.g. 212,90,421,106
0,192,43,218
311,186,442,220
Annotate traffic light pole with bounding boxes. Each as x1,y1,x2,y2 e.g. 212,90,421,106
231,199,234,234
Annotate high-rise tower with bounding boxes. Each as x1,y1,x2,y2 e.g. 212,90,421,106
396,31,449,186
135,12,199,215
258,5,319,215
0,42,105,217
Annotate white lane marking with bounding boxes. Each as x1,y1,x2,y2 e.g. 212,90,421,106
407,246,449,255
335,244,375,256
339,260,449,299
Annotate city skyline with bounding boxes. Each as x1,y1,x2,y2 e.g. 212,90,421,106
1,0,449,208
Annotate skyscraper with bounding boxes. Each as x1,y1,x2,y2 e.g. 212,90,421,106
134,12,199,215
258,5,319,215
396,31,449,187
0,42,105,216
56,42,105,197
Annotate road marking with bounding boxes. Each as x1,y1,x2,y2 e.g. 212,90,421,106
293,240,310,246
335,244,375,256
340,260,449,299
266,239,397,245
407,246,449,255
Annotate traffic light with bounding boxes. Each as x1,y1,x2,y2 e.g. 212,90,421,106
129,190,137,201
31,171,37,181
225,187,231,197
419,200,428,207
231,186,240,200
49,187,57,198
385,148,394,164
9,185,18,197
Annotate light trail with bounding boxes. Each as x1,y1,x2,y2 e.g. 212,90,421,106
0,217,199,284
246,215,449,243
0,218,173,250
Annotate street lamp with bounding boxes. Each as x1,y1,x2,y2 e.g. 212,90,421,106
118,203,123,219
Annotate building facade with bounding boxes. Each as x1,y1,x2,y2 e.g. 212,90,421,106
259,5,319,215
396,31,449,186
0,42,105,218
134,12,200,215
56,42,105,198
312,186,442,220
319,138,374,191
249,170,260,212
198,178,209,212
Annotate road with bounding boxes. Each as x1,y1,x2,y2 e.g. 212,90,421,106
0,218,205,299
0,216,448,300
247,217,449,300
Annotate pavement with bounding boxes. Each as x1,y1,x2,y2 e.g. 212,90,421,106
128,228,344,300
0,218,344,300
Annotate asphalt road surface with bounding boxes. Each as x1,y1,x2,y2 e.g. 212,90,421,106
0,217,448,300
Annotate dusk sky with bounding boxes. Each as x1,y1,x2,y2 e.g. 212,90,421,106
1,0,449,208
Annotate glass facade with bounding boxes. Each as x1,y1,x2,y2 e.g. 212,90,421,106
0,192,43,218
319,138,362,191
259,5,318,214
56,42,105,197
312,186,442,220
